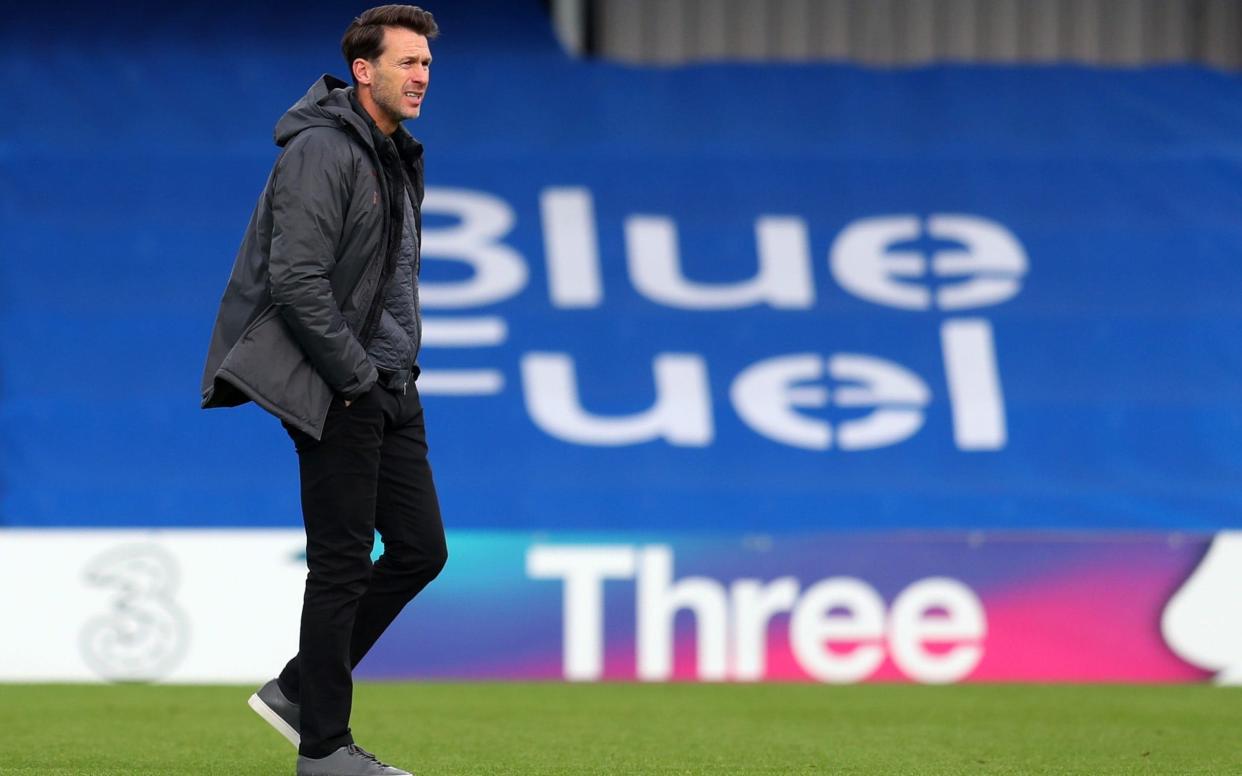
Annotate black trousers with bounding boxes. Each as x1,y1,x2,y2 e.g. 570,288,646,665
278,381,447,759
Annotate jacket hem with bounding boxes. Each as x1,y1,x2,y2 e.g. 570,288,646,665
212,369,326,440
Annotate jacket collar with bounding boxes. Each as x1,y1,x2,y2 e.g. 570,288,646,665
347,88,424,167
273,74,424,165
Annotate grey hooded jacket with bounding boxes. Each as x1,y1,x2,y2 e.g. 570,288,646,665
200,74,424,439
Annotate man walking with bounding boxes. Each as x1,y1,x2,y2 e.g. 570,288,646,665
201,6,445,775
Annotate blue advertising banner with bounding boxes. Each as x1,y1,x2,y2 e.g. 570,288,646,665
0,1,1240,534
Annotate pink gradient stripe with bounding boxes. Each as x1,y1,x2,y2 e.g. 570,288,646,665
650,564,1208,683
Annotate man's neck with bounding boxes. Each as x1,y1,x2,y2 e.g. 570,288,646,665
356,89,396,136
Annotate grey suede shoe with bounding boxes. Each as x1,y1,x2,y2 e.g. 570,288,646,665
247,678,301,747
296,744,412,776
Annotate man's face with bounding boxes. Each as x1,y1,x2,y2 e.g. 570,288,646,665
367,27,432,125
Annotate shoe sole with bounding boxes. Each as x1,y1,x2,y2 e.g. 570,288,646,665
247,692,300,748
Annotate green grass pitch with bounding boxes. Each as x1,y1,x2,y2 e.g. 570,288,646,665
0,683,1238,774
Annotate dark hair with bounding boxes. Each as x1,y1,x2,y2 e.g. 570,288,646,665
342,5,439,81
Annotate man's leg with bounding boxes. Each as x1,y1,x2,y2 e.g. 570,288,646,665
352,383,447,661
280,391,385,759
277,384,446,704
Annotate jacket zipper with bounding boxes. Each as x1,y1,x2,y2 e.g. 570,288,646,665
358,147,402,348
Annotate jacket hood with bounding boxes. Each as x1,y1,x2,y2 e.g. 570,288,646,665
273,75,424,163
274,74,371,148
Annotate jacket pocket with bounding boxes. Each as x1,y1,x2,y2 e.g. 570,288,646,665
218,307,334,436
237,303,279,343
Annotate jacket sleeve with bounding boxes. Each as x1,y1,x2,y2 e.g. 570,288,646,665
268,129,377,400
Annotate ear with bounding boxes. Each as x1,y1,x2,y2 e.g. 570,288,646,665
352,58,373,86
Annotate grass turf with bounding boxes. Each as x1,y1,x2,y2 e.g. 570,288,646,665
0,683,1238,774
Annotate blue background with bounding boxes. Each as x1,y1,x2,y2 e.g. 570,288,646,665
2,1,1241,532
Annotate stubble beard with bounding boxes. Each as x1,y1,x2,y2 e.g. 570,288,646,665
375,79,417,127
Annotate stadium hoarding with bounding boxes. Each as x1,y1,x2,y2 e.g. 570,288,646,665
0,529,1232,685
7,58,1242,544
0,530,304,683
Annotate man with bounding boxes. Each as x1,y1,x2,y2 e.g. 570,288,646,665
201,6,445,775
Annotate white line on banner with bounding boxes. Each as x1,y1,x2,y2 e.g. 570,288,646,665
419,370,506,395
421,317,509,347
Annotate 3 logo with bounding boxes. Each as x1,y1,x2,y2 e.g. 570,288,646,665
79,544,189,682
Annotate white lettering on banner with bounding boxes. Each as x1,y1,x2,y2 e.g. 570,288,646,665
830,215,1027,311
790,577,887,683
928,216,1028,310
829,354,932,449
526,545,638,682
731,355,831,449
417,370,505,395
542,187,604,308
417,316,508,396
940,319,1007,450
888,577,987,684
521,348,952,450
637,546,729,680
416,186,1021,452
730,354,931,451
419,188,527,307
420,188,1025,315
731,577,799,681
444,337,1007,450
830,216,926,309
526,544,987,683
420,317,508,347
521,352,713,446
626,214,815,309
